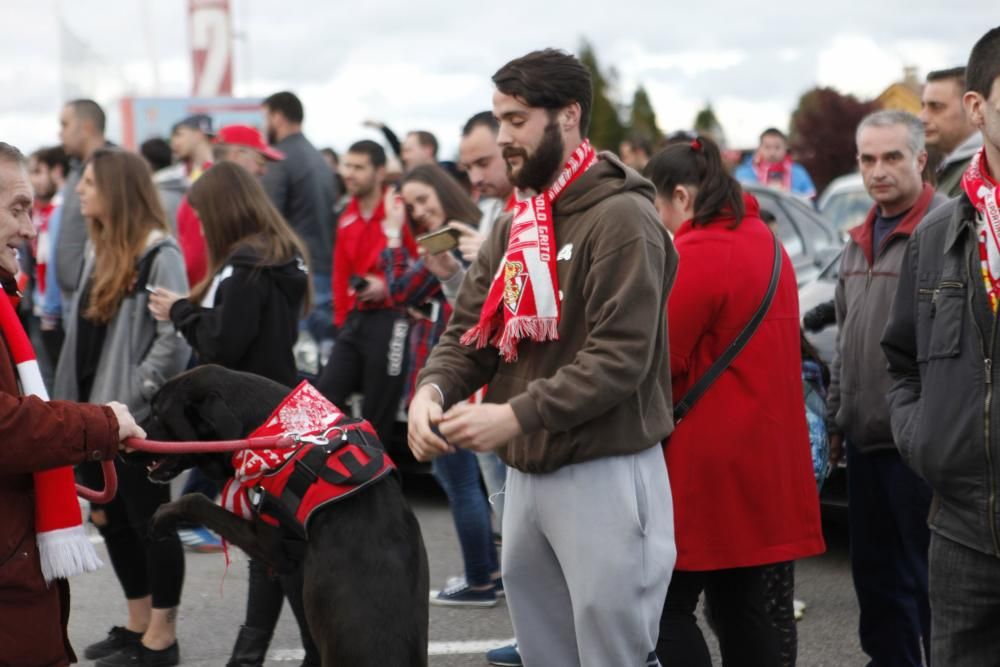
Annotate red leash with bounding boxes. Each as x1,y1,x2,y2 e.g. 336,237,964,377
76,435,299,504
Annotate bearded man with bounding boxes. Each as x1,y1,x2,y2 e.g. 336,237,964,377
407,49,678,667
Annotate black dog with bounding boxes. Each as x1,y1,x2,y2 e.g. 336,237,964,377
144,365,429,666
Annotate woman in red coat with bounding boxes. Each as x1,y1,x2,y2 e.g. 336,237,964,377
646,137,825,665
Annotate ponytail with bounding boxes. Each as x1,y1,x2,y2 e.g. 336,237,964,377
644,135,745,228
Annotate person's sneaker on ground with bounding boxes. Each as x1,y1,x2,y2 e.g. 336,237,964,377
793,598,807,621
494,576,505,598
84,626,143,660
177,526,224,553
95,641,180,667
486,642,522,666
429,580,497,607
445,574,505,598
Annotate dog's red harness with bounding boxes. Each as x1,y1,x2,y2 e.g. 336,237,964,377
220,381,395,538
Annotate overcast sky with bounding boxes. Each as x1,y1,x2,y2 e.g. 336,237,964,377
2,0,994,157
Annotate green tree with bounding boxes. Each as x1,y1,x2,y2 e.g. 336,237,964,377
579,40,626,151
627,85,662,143
693,104,726,146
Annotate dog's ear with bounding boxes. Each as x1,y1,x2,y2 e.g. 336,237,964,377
153,378,202,442
197,392,245,441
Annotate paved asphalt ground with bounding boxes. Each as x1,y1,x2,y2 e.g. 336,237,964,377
69,475,865,666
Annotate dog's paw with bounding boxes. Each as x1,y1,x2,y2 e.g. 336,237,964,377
150,503,185,539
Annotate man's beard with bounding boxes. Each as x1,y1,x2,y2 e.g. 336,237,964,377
504,120,565,192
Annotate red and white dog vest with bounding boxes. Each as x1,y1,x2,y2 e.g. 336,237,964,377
220,381,395,537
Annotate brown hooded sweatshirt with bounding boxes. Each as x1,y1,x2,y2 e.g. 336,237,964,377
418,152,678,473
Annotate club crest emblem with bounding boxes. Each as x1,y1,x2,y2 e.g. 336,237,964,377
503,261,527,314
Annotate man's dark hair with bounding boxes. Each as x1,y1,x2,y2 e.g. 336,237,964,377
320,147,339,164
623,134,654,157
644,135,745,228
760,127,787,143
139,138,173,172
462,111,499,137
263,91,304,124
67,99,106,134
967,27,1000,97
492,49,593,135
927,66,966,88
347,140,387,168
31,145,70,174
409,130,439,157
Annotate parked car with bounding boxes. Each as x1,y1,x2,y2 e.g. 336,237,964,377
744,184,843,286
818,172,873,239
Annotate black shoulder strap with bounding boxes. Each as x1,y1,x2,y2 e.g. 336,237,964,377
132,245,164,295
672,231,783,425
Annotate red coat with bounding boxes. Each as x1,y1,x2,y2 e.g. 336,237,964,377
0,333,120,666
665,194,825,571
176,195,208,288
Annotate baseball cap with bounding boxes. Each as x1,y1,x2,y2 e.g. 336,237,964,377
213,124,285,161
172,113,215,137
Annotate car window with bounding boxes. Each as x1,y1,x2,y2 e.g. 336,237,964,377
787,198,837,253
823,191,873,234
754,191,805,258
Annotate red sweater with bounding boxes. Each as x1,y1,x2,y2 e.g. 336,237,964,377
665,194,825,571
332,195,416,327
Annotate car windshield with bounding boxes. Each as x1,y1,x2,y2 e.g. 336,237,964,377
822,190,873,235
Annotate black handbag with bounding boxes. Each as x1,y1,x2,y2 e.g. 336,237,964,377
672,232,782,425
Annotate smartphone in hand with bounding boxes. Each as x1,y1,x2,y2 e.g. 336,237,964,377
416,228,460,255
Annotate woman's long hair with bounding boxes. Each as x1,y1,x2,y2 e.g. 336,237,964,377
400,163,482,232
187,161,311,310
85,147,169,323
643,135,745,228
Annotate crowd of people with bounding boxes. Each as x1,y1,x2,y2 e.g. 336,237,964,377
1,23,999,667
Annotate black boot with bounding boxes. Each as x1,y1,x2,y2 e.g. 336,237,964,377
226,625,272,667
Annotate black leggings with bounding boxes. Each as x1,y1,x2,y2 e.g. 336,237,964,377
80,458,185,608
657,566,781,667
239,558,319,664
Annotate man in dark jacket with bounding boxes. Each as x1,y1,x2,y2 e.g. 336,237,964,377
882,26,1000,665
920,67,983,197
54,99,107,307
828,110,946,666
0,141,144,667
261,92,335,346
408,49,677,666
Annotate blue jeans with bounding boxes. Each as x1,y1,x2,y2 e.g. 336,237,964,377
302,271,334,344
475,452,507,530
847,444,932,666
432,448,499,586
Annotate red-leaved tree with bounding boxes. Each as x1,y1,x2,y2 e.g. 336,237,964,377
789,87,879,195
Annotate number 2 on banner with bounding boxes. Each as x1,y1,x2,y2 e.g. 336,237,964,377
191,4,232,97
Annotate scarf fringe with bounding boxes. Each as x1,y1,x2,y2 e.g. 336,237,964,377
460,323,494,350
37,525,103,583
496,317,560,362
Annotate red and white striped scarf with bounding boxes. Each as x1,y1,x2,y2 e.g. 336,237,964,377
0,284,102,582
752,154,794,192
963,149,1000,313
461,140,597,362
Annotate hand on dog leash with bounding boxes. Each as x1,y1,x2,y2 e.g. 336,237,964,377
108,401,146,450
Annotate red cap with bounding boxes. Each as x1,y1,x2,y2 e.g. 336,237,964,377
213,125,285,161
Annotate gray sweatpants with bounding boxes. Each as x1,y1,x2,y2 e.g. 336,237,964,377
502,444,675,667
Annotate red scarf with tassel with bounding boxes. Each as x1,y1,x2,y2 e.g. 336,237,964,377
753,154,794,192
964,148,1000,313
461,140,597,361
0,283,102,582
